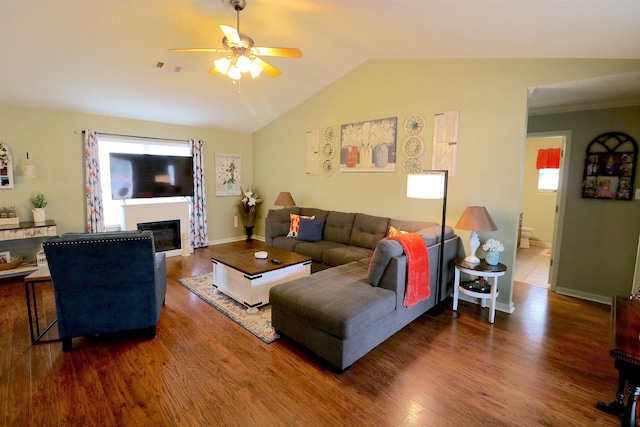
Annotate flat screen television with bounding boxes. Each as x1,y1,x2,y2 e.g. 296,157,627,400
109,153,194,200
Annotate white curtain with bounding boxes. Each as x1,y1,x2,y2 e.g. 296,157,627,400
85,129,105,233
190,139,209,248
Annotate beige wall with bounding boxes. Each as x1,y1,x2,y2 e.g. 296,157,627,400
0,104,252,241
254,58,640,311
520,136,562,246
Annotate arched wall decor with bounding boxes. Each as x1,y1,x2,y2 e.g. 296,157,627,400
582,132,637,200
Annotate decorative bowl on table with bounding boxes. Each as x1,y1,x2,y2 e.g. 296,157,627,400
0,257,25,271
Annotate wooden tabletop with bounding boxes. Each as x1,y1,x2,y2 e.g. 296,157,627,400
24,266,51,283
454,258,507,273
211,246,311,276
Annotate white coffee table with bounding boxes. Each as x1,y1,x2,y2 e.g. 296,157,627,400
211,246,312,314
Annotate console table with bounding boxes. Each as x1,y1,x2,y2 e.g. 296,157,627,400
24,267,59,344
599,296,640,426
0,220,56,278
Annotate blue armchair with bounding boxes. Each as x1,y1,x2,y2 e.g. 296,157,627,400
43,230,167,351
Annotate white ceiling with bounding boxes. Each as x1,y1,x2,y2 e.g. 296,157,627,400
1,0,640,133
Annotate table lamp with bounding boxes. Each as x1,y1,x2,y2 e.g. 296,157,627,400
455,206,497,264
274,192,296,208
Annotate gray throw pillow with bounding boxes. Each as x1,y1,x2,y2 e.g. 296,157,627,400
368,239,404,286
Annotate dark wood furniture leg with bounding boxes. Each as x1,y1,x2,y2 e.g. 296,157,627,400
596,365,626,415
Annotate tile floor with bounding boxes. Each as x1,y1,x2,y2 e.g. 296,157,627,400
514,245,551,288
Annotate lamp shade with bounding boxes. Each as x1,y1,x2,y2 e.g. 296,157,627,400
274,192,296,207
455,206,497,232
406,172,445,200
455,206,497,264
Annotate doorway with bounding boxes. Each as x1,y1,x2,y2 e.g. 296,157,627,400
517,132,570,290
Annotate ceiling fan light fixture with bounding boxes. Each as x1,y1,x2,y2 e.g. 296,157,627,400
249,60,262,78
169,0,300,84
236,55,252,73
227,65,242,80
214,57,232,74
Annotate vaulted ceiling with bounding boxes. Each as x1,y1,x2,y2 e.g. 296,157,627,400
1,0,639,133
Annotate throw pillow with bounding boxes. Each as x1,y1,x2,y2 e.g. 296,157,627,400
297,218,325,242
288,213,315,237
368,239,404,286
387,225,409,237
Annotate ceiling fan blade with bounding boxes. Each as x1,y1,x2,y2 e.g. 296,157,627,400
208,66,222,75
220,25,241,45
169,48,231,53
253,47,302,58
253,57,282,77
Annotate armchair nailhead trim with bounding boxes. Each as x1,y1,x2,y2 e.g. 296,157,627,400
45,236,152,246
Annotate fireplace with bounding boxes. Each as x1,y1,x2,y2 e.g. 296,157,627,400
137,220,181,252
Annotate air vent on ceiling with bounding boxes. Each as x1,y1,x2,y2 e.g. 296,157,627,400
155,61,182,73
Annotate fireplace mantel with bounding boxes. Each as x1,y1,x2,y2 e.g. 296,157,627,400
121,202,190,257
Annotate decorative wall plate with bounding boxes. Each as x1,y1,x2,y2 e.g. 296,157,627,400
404,113,425,136
403,157,423,175
402,136,424,158
323,126,335,143
322,142,335,159
322,159,335,176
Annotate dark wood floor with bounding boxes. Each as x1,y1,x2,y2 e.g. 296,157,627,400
0,241,622,426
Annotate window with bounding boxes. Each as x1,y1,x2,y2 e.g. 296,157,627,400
97,136,190,229
537,168,559,192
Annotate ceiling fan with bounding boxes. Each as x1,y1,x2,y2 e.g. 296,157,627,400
169,0,302,81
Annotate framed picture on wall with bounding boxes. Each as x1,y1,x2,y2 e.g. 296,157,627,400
339,117,397,173
215,153,241,196
581,132,637,200
0,141,15,189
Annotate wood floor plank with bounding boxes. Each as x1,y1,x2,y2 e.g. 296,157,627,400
0,242,623,426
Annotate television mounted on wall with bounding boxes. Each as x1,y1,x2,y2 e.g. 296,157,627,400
109,153,194,200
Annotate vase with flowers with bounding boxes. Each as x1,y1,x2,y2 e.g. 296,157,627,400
482,238,504,266
239,186,262,241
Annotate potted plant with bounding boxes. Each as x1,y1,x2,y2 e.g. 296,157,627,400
239,186,262,242
31,191,47,223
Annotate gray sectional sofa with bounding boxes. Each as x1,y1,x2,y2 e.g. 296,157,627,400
265,207,461,370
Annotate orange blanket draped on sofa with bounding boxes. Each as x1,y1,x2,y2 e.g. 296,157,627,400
388,233,430,308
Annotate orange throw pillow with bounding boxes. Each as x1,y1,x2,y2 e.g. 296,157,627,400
287,213,315,237
387,225,409,237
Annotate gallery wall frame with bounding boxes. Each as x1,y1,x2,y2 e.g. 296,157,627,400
0,141,15,189
339,117,397,173
581,132,637,200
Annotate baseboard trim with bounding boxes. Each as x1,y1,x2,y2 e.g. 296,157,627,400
554,287,612,305
208,235,266,246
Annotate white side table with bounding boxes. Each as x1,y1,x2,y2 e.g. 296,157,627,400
452,258,507,324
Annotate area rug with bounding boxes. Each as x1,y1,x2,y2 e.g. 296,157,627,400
178,273,279,344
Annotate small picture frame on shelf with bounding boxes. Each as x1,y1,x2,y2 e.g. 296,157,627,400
0,251,10,263
0,141,15,189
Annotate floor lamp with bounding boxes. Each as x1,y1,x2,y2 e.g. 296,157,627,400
406,170,448,315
